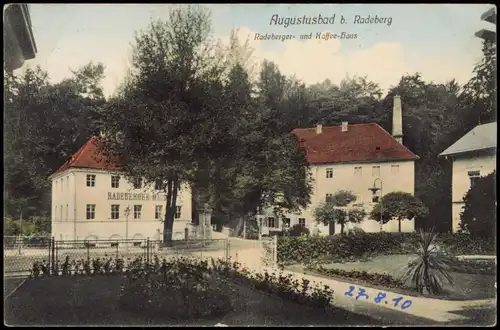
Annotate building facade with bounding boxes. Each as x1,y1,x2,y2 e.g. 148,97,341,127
258,95,419,235
49,137,193,241
439,122,497,232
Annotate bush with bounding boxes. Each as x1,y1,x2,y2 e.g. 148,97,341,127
450,259,496,275
277,231,495,264
437,232,495,256
288,224,310,237
401,229,455,295
277,232,418,264
460,170,496,239
119,258,233,319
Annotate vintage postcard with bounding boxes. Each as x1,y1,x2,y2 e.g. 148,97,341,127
3,3,496,327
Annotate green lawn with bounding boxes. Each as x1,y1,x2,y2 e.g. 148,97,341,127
5,275,393,326
286,254,496,301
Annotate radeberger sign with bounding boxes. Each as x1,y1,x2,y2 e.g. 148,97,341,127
107,192,166,201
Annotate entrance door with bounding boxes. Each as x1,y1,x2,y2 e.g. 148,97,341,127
329,220,335,235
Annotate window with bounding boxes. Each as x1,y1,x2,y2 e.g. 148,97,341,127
468,170,481,187
391,165,399,174
61,179,63,192
267,217,276,228
155,205,163,220
372,166,380,177
66,205,68,221
86,204,96,220
55,206,58,220
111,176,120,188
298,218,306,227
134,205,142,219
111,205,120,219
354,166,362,177
86,174,96,187
66,177,69,191
175,206,181,219
155,179,163,191
326,168,333,178
283,218,291,228
325,193,333,202
60,207,63,222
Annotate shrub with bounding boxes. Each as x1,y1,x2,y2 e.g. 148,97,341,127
288,224,310,237
460,171,496,239
277,232,418,264
450,259,496,275
119,258,233,319
401,229,456,295
437,232,495,256
277,231,495,264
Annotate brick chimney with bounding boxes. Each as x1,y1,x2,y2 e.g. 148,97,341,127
392,95,403,144
316,124,323,134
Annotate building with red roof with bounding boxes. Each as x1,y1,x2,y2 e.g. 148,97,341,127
49,136,193,242
257,95,419,236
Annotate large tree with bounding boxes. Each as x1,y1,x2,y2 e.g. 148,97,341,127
95,5,235,243
460,170,496,239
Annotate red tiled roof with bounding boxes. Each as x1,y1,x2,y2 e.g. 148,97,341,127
291,123,419,164
54,136,121,175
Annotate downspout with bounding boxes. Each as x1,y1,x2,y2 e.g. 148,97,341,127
72,172,77,240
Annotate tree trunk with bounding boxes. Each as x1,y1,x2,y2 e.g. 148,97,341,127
163,178,179,245
398,219,402,232
191,184,199,225
234,216,245,237
340,222,345,235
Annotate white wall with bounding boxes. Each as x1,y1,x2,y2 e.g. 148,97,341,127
260,160,416,234
51,169,192,241
450,153,496,232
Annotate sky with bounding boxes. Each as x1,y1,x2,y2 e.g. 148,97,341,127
26,3,495,98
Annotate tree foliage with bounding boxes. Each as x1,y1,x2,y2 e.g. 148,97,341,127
460,170,496,239
4,63,105,227
370,192,429,232
95,5,224,242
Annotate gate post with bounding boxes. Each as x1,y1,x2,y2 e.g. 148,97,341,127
225,239,230,262
51,237,55,275
146,237,150,266
273,235,278,268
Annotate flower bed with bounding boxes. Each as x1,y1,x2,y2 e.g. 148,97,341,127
306,265,409,291
29,255,335,311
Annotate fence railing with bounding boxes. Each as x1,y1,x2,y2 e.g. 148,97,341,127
4,237,231,277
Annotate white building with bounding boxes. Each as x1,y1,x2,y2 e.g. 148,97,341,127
49,136,193,242
258,95,419,235
439,122,497,232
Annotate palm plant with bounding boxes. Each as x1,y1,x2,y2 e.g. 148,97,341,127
401,228,455,295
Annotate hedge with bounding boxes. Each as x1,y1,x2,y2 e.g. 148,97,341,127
277,232,495,264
